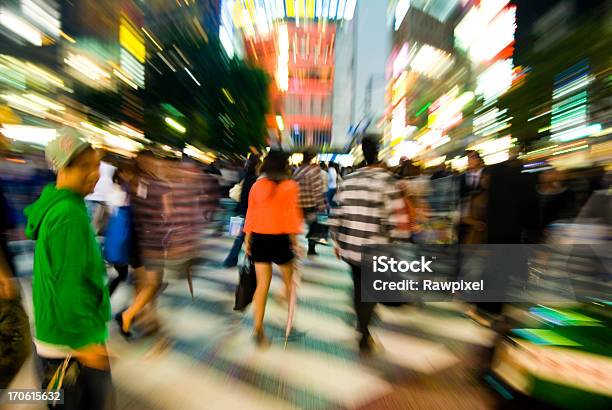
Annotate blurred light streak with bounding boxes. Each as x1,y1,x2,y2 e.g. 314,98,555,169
276,114,284,131
553,144,589,156
142,27,162,50
321,0,329,18
157,52,176,72
315,0,323,18
184,144,215,163
192,17,209,42
480,0,510,22
21,0,60,38
64,54,110,81
392,43,409,79
552,76,593,100
455,4,516,64
2,93,47,113
523,145,558,156
394,0,410,31
552,124,602,142
104,133,143,153
409,45,453,79
222,88,235,103
286,0,295,17
113,69,138,89
528,110,552,122
344,0,356,19
59,31,75,43
165,117,186,133
591,127,612,138
424,155,446,168
109,122,148,141
184,67,201,86
415,102,431,117
120,48,145,88
309,0,318,18
476,59,513,101
24,93,64,111
23,61,63,87
0,8,43,46
0,124,56,145
277,24,289,91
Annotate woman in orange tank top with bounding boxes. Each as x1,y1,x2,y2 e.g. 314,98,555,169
244,150,303,347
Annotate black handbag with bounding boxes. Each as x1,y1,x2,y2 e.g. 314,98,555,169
233,255,257,311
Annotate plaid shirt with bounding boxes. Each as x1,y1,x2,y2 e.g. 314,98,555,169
329,167,410,264
294,165,325,211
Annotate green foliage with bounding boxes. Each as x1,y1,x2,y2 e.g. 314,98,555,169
144,37,270,154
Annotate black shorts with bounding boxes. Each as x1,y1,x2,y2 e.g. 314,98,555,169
250,233,294,265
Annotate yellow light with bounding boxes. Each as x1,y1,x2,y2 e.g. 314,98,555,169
307,0,315,18
120,18,145,63
141,27,162,51
286,0,295,17
59,31,76,43
165,117,186,134
276,115,284,131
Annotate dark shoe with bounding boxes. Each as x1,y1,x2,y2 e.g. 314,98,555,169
359,334,381,357
307,249,318,256
115,311,132,341
253,330,271,349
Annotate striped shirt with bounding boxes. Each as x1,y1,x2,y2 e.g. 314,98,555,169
329,166,410,264
294,165,325,211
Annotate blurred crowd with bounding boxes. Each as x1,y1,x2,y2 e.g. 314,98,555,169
0,128,610,409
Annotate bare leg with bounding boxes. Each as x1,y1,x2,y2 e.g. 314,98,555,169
121,266,161,333
252,262,273,334
277,262,294,304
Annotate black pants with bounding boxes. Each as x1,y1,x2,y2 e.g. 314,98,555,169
349,264,376,339
0,298,31,389
108,265,129,296
38,355,115,410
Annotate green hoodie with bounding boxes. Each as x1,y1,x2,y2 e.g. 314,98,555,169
24,184,110,349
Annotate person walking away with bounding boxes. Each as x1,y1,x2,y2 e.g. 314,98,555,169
116,152,172,338
294,152,326,256
224,154,260,267
460,171,489,244
244,150,303,347
24,128,114,409
161,158,217,299
470,148,539,326
327,162,339,208
329,134,410,354
106,165,146,297
458,151,485,244
0,130,31,389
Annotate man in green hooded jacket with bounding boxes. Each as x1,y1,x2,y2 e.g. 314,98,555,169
24,128,113,409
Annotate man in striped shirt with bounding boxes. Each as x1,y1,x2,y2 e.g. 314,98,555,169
294,151,326,255
329,134,410,354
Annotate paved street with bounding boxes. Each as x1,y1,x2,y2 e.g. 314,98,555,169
6,233,503,410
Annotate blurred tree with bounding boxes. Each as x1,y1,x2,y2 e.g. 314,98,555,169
144,35,270,154
499,13,611,147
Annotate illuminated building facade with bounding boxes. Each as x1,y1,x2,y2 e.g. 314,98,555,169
231,0,357,149
384,0,519,169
